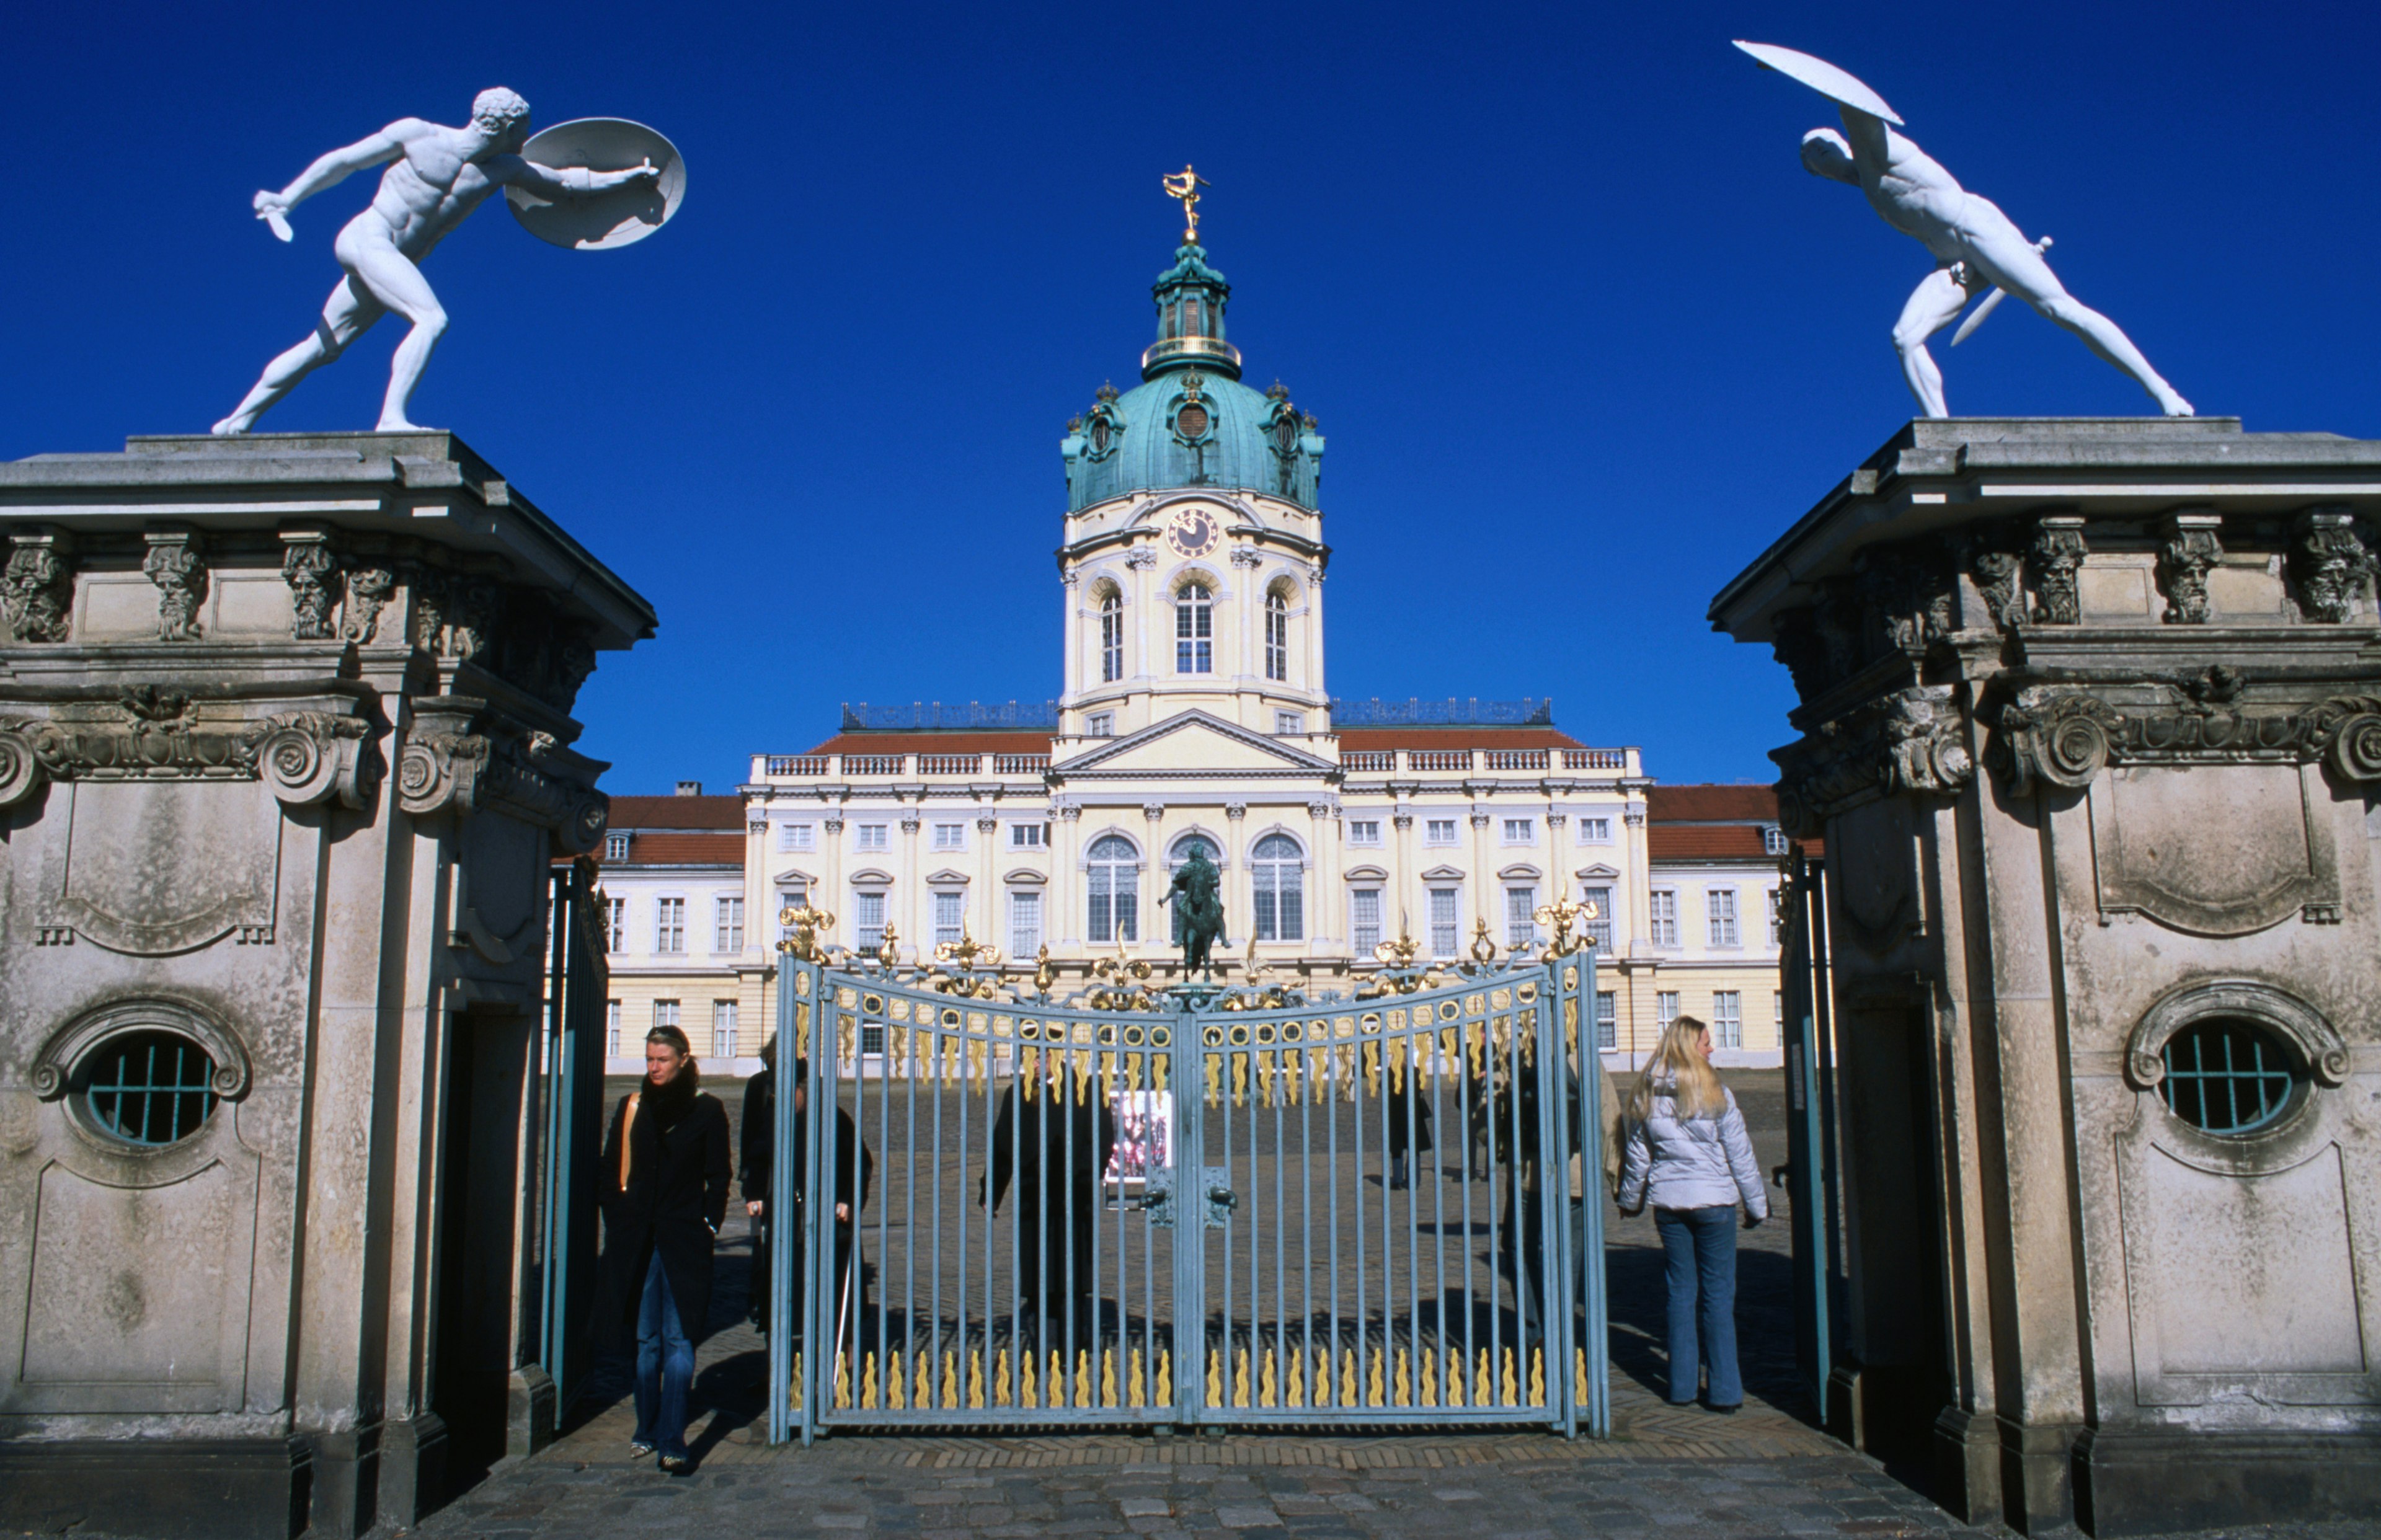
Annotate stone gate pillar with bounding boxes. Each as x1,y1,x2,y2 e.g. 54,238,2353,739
0,433,653,1539
1711,418,2381,1536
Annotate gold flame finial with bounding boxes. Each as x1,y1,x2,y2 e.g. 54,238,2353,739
1162,164,1210,246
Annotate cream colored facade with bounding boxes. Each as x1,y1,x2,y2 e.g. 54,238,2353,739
1608,841,1790,1069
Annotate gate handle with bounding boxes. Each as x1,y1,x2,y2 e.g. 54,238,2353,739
1208,1185,1239,1212
1771,1163,1791,1189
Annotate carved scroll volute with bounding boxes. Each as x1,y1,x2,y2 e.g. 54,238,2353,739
563,789,610,855
1996,692,2119,795
0,720,45,808
2312,694,2381,783
397,697,490,816
258,712,378,810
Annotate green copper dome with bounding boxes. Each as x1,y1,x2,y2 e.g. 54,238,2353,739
1061,244,1324,511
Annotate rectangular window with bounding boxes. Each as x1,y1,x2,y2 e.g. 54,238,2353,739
1656,991,1679,1031
1502,817,1533,844
1425,818,1457,844
1505,885,1537,948
712,1000,738,1059
602,896,626,952
1264,598,1288,681
714,896,743,952
1577,816,1612,844
604,831,629,862
1101,602,1124,683
1346,819,1381,846
1086,712,1115,738
855,823,889,851
932,821,965,851
1274,710,1306,735
1649,889,1678,949
1582,885,1614,950
1768,887,1785,945
854,890,887,952
1428,887,1459,958
1350,888,1382,954
933,890,965,947
1594,991,1617,1050
606,999,622,1058
654,999,681,1033
1009,890,1042,957
1088,869,1138,944
1176,591,1212,673
1714,991,1742,1048
775,883,809,942
1708,888,1739,947
1775,991,1785,1034
860,1023,885,1058
778,822,814,852
1011,822,1045,849
654,897,685,954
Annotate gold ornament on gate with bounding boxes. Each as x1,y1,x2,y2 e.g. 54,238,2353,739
876,919,902,969
1535,892,1595,958
776,900,836,961
934,927,1001,971
1469,916,1499,965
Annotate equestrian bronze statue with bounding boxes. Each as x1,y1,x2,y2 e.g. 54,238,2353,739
1159,844,1226,977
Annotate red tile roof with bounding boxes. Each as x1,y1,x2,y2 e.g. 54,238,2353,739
802,732,1053,756
609,794,745,830
1646,784,1778,823
603,832,743,868
1336,727,1588,751
1649,825,1779,861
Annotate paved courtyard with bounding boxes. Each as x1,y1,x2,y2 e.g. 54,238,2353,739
371,1073,2369,1540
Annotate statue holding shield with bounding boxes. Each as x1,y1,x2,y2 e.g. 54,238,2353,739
213,88,683,435
1737,42,2192,419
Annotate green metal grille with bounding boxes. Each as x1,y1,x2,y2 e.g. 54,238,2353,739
84,1031,218,1146
2161,1020,2295,1135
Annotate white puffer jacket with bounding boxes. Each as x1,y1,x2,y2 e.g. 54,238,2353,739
1617,1078,1768,1219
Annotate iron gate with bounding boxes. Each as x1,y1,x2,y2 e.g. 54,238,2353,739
766,924,1608,1442
1776,852,1843,1425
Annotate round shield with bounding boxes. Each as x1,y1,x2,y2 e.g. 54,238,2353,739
505,118,686,251
1733,41,1904,125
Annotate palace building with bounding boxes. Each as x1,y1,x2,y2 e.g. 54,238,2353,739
689,215,1792,1071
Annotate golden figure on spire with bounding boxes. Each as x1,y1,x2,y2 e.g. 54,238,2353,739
1162,164,1210,245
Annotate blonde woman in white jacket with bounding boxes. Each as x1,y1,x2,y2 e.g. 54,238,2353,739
1618,1014,1768,1411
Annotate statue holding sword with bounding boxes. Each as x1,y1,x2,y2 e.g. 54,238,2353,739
1737,42,2193,418
213,87,669,436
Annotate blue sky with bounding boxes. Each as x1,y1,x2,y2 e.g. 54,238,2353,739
8,2,2379,794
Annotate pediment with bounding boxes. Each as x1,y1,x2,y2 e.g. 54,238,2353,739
1574,863,1621,880
1053,709,1337,777
1342,864,1390,882
1420,864,1468,882
924,867,971,886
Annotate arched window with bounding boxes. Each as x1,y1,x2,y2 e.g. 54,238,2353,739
1250,833,1304,942
1087,834,1139,943
1099,590,1124,683
1175,583,1213,673
1264,590,1289,682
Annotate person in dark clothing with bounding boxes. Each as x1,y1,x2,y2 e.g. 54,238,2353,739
595,1024,729,1473
1494,1061,1589,1343
742,1048,871,1345
1386,1080,1434,1190
979,1069,1117,1350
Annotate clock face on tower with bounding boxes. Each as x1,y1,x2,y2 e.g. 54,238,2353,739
1163,505,1222,560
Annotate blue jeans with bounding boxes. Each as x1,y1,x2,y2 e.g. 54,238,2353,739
1655,1205,1741,1407
633,1250,694,1458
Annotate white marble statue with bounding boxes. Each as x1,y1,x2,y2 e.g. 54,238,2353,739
213,88,660,436
1738,42,2192,418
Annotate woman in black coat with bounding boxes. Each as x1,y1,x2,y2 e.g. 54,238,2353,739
595,1025,729,1473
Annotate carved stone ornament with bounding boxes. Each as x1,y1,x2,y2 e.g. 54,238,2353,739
282,534,341,640
2291,507,2372,624
2123,980,2351,1096
1773,683,1975,831
30,996,252,1103
2157,512,2221,626
396,696,606,852
2,532,74,644
343,565,395,643
2029,516,2086,625
1124,547,1157,571
1971,544,2026,632
0,687,378,812
1992,676,2381,795
143,529,206,641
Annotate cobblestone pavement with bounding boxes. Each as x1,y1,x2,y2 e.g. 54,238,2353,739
389,1076,2370,1540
